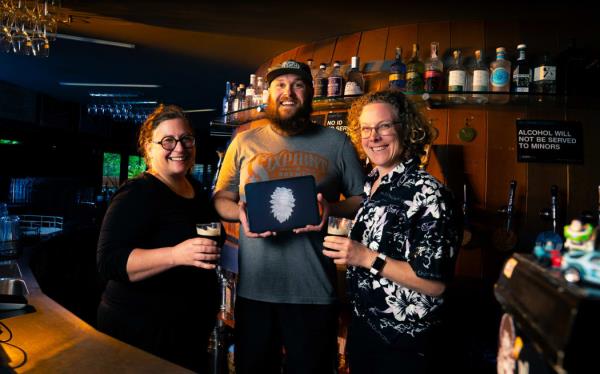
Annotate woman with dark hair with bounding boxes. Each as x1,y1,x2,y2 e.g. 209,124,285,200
323,91,461,373
97,104,219,372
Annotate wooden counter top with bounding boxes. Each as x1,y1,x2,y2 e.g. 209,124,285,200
0,249,194,373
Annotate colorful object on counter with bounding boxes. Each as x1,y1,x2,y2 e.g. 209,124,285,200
533,231,563,266
561,250,600,286
563,219,595,252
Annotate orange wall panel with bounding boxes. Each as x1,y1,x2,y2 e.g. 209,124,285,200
385,24,417,61
312,37,337,66
332,32,361,65
358,27,388,63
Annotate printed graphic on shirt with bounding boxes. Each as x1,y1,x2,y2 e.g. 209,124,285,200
245,150,329,184
270,187,295,223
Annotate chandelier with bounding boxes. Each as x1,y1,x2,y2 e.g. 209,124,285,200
0,0,60,57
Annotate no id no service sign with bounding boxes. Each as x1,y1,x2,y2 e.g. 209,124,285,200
516,120,583,164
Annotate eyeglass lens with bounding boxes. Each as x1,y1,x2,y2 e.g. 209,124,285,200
158,136,195,150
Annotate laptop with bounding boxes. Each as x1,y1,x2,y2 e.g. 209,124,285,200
244,175,320,233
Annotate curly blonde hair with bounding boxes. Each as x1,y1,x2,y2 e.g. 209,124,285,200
347,90,432,162
137,104,192,167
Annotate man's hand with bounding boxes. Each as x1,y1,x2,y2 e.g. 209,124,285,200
239,201,276,238
293,193,329,234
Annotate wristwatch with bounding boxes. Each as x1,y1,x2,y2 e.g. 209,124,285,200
369,253,387,275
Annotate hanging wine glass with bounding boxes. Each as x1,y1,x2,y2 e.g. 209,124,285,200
12,23,31,55
41,0,56,41
0,24,13,53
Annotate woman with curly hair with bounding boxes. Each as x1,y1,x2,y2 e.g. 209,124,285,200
323,90,461,373
97,104,220,372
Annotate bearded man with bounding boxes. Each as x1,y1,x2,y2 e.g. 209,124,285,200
213,60,364,374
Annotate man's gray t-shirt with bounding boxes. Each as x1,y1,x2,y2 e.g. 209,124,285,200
216,124,364,304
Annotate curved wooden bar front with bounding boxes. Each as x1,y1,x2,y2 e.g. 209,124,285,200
0,249,193,373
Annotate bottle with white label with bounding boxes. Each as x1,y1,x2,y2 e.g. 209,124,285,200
344,56,364,95
471,50,489,103
533,53,557,94
327,61,344,97
447,49,466,103
512,44,531,93
490,47,511,92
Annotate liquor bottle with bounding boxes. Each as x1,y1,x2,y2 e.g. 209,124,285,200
344,56,365,95
406,43,424,93
533,53,557,94
222,81,232,115
557,39,587,95
245,74,256,107
490,47,511,92
327,60,344,97
424,42,444,92
471,50,489,103
233,84,245,111
255,76,265,105
512,44,531,93
447,49,466,103
314,63,328,98
389,46,406,91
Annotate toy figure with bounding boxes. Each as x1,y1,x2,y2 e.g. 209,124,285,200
564,219,594,252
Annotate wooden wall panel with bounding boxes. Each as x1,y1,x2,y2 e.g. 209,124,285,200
566,109,600,221
255,58,273,78
486,108,528,229
295,43,316,64
517,20,559,58
311,37,337,66
385,24,417,61
449,20,485,69
417,22,451,62
447,109,487,209
358,27,388,63
331,32,361,65
484,20,520,63
422,109,448,184
523,106,567,244
271,47,299,66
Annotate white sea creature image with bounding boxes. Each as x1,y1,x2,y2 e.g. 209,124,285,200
270,187,296,223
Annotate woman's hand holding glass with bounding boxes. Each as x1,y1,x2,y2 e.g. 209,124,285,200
171,237,220,270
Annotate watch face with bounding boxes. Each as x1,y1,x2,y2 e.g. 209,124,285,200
371,255,387,274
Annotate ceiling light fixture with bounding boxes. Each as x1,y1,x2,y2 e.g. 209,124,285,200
60,82,161,88
55,33,135,49
183,109,216,113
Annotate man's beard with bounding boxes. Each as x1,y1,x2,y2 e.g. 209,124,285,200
266,99,313,135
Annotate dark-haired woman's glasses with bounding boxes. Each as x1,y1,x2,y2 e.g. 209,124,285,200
360,123,398,139
152,135,195,150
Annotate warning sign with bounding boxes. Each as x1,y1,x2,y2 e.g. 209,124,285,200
516,120,583,164
325,111,348,133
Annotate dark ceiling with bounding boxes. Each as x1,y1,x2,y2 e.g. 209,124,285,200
0,1,582,118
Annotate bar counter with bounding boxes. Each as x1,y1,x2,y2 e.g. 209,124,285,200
0,247,193,373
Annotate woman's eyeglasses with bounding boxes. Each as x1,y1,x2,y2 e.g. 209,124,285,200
360,122,398,139
152,135,195,151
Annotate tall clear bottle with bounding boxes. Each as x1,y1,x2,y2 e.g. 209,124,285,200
245,74,256,107
314,63,328,98
512,44,531,93
490,47,511,92
327,60,344,98
406,43,424,93
222,81,232,116
389,47,406,91
447,49,466,103
533,53,557,94
424,42,444,92
344,56,365,95
255,76,265,106
471,50,489,103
